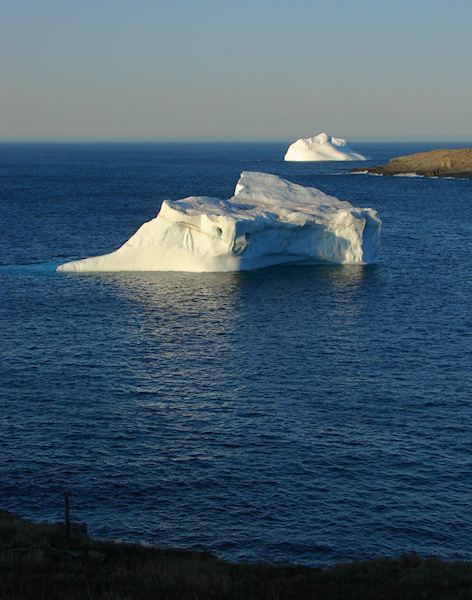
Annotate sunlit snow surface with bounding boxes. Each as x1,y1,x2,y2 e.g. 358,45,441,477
57,172,381,273
284,133,370,162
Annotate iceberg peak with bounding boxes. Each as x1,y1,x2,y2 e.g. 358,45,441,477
284,133,370,162
57,172,381,273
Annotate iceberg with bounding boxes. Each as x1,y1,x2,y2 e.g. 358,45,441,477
284,133,370,162
57,172,381,273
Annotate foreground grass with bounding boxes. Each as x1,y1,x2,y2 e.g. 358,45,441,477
2,511,472,599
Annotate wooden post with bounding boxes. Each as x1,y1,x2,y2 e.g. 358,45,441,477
64,492,71,539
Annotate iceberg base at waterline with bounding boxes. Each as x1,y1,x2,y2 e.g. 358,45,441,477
57,172,381,273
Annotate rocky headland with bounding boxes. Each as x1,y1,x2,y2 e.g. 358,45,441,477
352,148,472,178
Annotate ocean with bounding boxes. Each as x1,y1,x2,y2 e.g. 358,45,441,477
1,141,472,566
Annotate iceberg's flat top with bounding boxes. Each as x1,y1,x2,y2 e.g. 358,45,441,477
233,171,353,215
57,171,381,273
284,132,370,162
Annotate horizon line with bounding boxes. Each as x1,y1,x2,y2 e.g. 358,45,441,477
1,136,472,145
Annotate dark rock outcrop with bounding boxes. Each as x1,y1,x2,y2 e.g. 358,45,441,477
352,148,472,178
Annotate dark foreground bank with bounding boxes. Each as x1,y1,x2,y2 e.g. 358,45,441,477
2,511,472,600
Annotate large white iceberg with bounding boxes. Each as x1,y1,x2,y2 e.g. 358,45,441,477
284,133,370,162
57,172,381,273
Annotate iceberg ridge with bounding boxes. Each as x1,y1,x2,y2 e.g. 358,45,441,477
57,172,381,273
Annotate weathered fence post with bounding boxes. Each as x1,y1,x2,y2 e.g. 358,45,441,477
64,492,71,539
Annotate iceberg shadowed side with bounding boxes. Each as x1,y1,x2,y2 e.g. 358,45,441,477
57,172,381,273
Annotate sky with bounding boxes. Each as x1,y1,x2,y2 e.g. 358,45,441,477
1,0,472,142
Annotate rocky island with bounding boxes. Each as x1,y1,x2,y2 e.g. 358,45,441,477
352,148,472,179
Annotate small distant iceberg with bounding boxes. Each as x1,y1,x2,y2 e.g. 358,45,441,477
284,133,370,162
57,172,381,273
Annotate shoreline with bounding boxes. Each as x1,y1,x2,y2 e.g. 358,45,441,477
2,510,472,599
351,147,472,179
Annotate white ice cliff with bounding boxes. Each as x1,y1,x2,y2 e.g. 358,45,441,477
284,133,370,162
57,172,381,273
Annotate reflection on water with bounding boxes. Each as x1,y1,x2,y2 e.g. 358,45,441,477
101,265,379,388
88,264,381,411
105,264,377,314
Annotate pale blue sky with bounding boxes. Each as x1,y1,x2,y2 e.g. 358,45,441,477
2,0,471,141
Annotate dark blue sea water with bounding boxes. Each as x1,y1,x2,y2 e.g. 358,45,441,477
1,141,472,566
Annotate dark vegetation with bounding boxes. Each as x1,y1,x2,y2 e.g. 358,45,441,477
2,510,472,599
